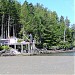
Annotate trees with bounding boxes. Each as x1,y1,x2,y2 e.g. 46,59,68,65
0,0,21,38
44,12,61,48
0,0,7,38
0,0,74,49
20,1,35,40
19,1,74,49
71,24,75,46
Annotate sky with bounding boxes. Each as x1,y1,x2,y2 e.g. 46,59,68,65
17,0,75,25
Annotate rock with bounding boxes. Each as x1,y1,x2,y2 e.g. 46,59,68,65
10,48,21,55
0,48,21,56
0,50,6,56
1,53,15,56
73,47,75,50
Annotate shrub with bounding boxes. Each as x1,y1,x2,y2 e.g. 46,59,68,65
50,46,59,50
17,39,23,43
58,41,72,50
73,41,75,47
0,46,3,50
35,43,43,49
1,46,10,50
44,45,59,50
43,43,47,48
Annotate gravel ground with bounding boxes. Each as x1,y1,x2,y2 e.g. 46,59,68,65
0,56,74,75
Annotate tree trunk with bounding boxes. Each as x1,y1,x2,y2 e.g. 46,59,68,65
1,13,4,39
8,15,10,38
13,25,15,37
4,24,5,39
64,27,66,42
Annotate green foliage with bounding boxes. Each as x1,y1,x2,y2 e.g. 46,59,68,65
43,43,47,48
0,0,21,37
0,0,74,50
73,41,75,46
17,39,23,43
50,46,59,50
58,41,71,49
0,46,10,50
35,43,43,49
0,46,3,50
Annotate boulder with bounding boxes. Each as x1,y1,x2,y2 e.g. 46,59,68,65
10,48,21,55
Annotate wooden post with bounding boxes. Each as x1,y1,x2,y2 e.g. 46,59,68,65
21,44,23,53
28,42,30,53
26,44,27,50
32,40,35,53
14,44,16,50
